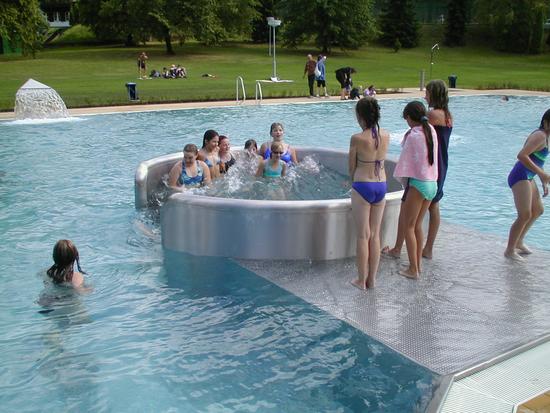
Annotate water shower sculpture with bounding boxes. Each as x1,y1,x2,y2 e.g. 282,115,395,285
14,79,70,120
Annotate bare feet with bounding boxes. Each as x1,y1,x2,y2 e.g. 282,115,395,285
366,278,375,289
516,244,532,255
504,250,526,262
398,268,419,279
350,279,366,290
381,246,401,259
422,247,433,259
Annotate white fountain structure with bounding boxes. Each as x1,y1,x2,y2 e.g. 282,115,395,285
14,79,70,120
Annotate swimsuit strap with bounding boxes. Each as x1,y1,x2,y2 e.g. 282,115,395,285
357,158,385,180
371,126,379,149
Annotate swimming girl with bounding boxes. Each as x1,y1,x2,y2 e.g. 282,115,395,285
256,141,287,178
349,97,390,289
218,135,236,174
197,129,221,180
393,101,438,279
259,123,298,164
383,80,452,260
168,143,212,189
504,109,550,261
47,240,87,289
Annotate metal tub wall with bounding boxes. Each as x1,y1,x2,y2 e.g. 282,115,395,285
136,147,403,260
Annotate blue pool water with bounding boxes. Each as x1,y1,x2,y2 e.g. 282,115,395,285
1,95,549,412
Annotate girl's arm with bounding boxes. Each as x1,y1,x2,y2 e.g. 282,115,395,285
258,142,268,158
200,161,212,185
348,136,357,179
281,162,287,177
167,163,182,189
518,131,550,184
290,147,298,164
255,160,265,177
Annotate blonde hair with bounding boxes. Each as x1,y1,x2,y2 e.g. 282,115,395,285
270,141,284,157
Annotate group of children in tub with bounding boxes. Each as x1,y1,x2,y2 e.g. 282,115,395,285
47,80,550,292
166,123,299,190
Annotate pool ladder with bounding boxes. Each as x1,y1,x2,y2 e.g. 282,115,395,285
255,81,263,105
236,76,246,104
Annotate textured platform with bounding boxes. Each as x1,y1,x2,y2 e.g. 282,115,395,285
237,222,550,376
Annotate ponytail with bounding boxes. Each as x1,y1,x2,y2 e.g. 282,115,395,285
420,115,434,165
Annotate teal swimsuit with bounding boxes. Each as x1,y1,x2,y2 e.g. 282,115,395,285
263,160,283,178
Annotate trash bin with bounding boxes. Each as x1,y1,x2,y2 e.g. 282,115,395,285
448,75,457,88
125,82,138,101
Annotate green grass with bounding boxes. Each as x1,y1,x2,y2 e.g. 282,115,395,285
1,25,550,111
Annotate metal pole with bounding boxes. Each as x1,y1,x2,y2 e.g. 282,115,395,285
420,70,425,91
268,25,271,56
272,27,277,79
429,43,439,80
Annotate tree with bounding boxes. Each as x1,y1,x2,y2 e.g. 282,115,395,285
278,0,376,53
251,0,277,43
75,0,258,54
444,0,468,46
378,0,420,48
0,0,47,56
474,0,547,53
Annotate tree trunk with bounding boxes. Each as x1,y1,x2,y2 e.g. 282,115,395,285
164,30,174,55
124,34,136,47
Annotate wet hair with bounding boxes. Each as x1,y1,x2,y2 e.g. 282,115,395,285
270,122,284,134
403,101,434,165
202,129,219,148
244,139,257,150
426,80,452,124
355,97,381,147
539,109,550,130
219,135,229,143
183,143,198,154
46,240,85,284
270,141,284,157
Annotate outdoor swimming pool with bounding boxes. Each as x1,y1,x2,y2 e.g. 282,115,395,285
1,95,549,412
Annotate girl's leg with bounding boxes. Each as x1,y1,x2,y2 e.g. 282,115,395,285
399,187,425,278
351,190,371,289
516,181,543,254
367,200,386,288
422,201,440,259
505,180,533,261
382,202,405,257
414,200,431,273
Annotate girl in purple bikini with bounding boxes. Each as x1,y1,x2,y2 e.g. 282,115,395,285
348,97,390,289
504,109,550,261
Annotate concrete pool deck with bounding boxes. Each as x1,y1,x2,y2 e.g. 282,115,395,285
1,87,550,120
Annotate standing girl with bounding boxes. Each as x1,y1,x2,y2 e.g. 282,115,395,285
382,80,452,259
393,101,438,279
349,97,390,289
504,109,550,261
259,123,298,165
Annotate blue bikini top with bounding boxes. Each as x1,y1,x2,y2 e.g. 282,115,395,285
264,147,292,164
178,161,204,186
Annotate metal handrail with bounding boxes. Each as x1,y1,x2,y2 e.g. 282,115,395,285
255,81,263,105
236,76,246,104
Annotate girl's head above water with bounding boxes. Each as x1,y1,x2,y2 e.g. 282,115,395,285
202,129,219,149
539,109,550,131
355,97,380,130
47,239,85,284
219,135,230,153
270,141,284,158
270,123,284,140
244,139,257,151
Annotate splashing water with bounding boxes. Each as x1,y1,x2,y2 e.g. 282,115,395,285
14,79,70,120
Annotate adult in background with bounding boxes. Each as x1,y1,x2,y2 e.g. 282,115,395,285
335,67,356,100
315,55,329,97
303,54,317,98
349,97,390,289
138,52,148,79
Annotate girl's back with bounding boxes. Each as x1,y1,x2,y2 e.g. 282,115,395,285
352,127,390,182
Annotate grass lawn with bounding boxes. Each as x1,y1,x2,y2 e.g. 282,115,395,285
1,25,550,111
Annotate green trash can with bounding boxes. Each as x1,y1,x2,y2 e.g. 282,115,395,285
448,75,457,88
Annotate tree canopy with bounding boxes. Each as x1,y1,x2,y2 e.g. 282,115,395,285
0,0,47,56
278,0,376,53
378,0,420,49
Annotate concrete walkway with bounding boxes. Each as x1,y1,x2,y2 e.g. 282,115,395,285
238,221,550,377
